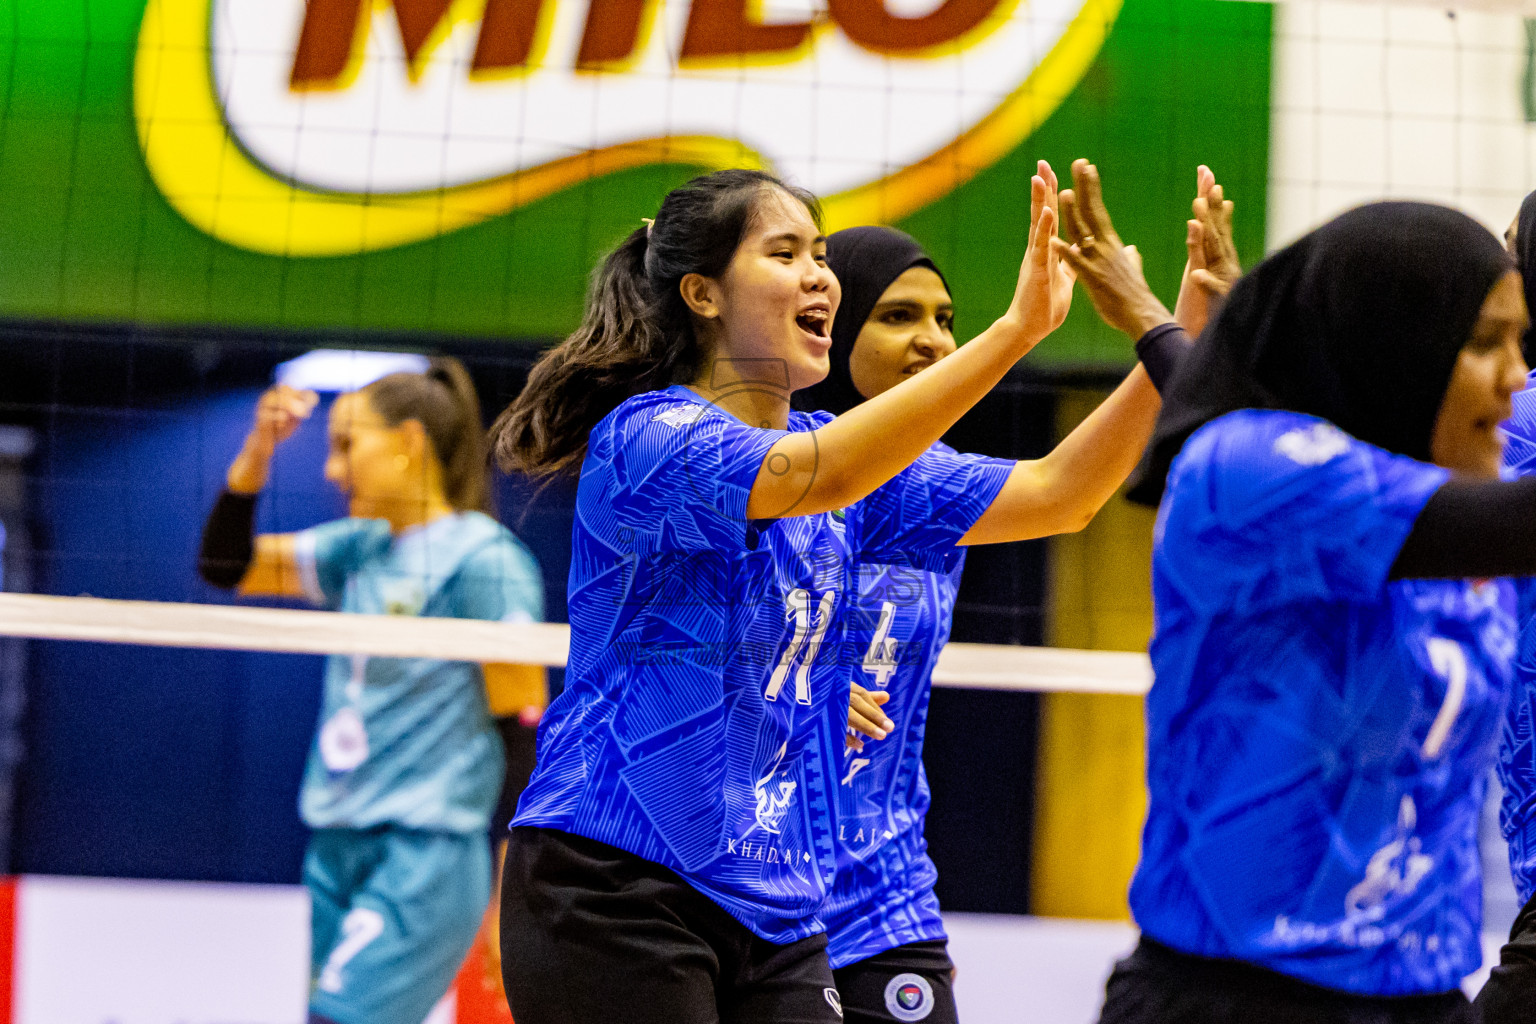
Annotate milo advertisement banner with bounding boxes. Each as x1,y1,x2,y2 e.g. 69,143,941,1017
0,0,1272,362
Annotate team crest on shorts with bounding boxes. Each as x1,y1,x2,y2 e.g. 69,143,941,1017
884,973,934,1022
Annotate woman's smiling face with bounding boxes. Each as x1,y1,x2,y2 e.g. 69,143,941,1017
1429,270,1530,479
848,266,957,400
688,188,841,394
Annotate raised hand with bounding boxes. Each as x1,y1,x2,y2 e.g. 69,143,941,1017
252,384,319,451
1030,160,1077,330
1174,165,1240,336
228,384,319,493
1050,158,1173,341
1002,160,1075,350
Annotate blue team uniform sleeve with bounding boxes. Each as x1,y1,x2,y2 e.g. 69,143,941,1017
454,536,546,624
1501,371,1536,478
1159,413,1448,613
589,394,787,553
290,518,391,609
854,445,1014,573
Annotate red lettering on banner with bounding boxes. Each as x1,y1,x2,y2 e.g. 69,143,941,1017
291,0,454,87
679,0,811,61
827,0,1005,53
473,0,550,71
288,0,1006,86
575,0,652,68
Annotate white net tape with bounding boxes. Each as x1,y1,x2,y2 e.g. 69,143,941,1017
0,594,1151,696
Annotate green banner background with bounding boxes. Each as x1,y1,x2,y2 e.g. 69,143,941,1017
0,0,1271,365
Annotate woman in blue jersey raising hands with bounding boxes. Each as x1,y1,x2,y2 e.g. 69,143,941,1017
1097,204,1532,1024
797,160,1238,1024
488,165,1115,1024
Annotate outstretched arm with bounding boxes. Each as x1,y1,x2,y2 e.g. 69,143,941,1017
199,384,317,597
960,364,1160,544
960,159,1167,545
746,163,1076,519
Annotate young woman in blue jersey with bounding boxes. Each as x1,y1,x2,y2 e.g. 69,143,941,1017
1468,188,1536,1023
197,358,545,1024
487,164,1146,1024
795,161,1240,1024
1090,203,1531,1024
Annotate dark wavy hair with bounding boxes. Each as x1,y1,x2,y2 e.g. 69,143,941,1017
490,169,821,478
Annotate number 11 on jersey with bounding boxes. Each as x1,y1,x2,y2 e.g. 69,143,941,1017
765,589,838,704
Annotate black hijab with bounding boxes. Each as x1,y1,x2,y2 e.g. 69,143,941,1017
1515,190,1536,363
794,226,948,416
1127,201,1514,507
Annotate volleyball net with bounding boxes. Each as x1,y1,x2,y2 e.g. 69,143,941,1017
0,593,1152,696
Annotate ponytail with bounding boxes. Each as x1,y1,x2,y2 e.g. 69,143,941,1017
491,169,822,479
364,356,490,513
490,227,692,479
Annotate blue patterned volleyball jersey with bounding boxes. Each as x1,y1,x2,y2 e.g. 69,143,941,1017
1131,408,1515,997
512,385,1011,943
821,448,974,969
1495,371,1536,904
293,510,544,833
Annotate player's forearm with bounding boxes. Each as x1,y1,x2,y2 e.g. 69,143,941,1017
961,366,1160,544
199,489,258,589
226,435,275,494
1036,365,1161,520
747,318,1039,518
1392,475,1536,579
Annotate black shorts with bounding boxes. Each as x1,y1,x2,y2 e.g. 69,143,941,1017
499,826,842,1024
1474,889,1536,1022
1098,936,1473,1024
832,940,957,1024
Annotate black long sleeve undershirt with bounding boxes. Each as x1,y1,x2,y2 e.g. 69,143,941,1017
1390,476,1536,579
198,490,256,589
1135,322,1194,393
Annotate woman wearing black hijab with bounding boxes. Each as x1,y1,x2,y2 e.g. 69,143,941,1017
798,160,1230,1024
1093,202,1529,1024
1472,188,1536,1024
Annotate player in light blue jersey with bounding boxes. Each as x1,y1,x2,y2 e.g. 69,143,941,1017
198,358,545,1024
487,166,1137,1024
795,160,1240,1024
1472,188,1536,1023
1096,203,1532,1024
